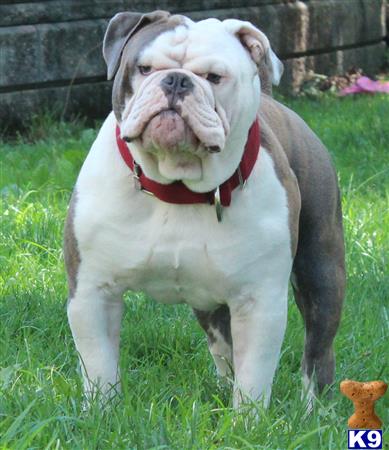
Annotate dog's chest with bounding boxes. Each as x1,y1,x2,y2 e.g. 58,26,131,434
75,148,292,310
100,207,286,309
123,218,235,306
116,210,260,307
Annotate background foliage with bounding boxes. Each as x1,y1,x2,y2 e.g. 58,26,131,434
0,95,388,449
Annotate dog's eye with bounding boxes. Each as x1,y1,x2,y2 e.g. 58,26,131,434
138,65,152,75
206,73,222,84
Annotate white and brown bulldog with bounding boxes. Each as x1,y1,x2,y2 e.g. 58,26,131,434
64,11,345,410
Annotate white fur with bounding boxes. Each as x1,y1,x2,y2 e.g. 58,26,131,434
68,18,294,408
302,372,316,414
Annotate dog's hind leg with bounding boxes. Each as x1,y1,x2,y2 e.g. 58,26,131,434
194,305,233,377
292,197,345,403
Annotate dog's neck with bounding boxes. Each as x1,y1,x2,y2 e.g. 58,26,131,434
116,119,260,212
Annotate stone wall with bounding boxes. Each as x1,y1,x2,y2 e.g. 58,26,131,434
1,0,387,129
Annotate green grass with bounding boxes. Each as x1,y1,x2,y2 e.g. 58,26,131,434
1,96,388,449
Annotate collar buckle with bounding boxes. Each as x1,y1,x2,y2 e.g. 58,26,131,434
133,161,154,197
133,162,142,191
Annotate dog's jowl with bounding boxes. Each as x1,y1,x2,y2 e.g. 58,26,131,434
64,11,345,409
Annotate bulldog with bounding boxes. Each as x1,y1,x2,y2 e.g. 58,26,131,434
64,10,345,409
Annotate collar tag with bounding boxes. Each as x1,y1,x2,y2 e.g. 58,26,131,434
214,187,223,222
237,167,246,190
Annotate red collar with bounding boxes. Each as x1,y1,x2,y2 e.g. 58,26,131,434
116,119,260,212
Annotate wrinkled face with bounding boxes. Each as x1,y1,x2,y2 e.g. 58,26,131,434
106,13,282,185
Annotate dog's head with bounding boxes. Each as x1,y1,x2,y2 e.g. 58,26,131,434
103,11,283,188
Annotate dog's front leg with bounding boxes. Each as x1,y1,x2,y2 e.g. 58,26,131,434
230,289,288,409
67,285,124,402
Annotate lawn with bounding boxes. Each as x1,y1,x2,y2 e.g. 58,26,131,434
0,95,388,449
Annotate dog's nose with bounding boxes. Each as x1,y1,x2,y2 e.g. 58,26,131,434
161,72,194,99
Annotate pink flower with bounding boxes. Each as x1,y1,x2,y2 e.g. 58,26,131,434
339,76,389,96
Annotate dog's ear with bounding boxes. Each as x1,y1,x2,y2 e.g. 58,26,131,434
103,10,170,80
222,19,283,86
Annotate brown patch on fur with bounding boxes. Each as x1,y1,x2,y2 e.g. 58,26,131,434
259,94,345,393
194,305,232,346
103,11,170,80
112,14,187,122
258,63,273,96
259,94,341,240
64,190,80,301
258,96,301,256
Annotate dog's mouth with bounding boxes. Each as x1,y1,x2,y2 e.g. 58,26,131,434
136,109,216,181
124,109,221,155
142,109,197,153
